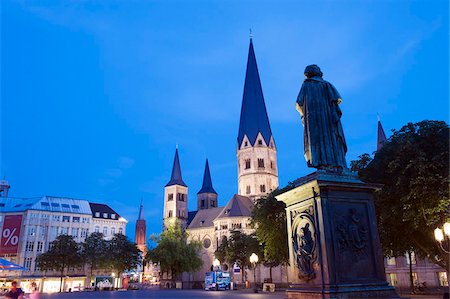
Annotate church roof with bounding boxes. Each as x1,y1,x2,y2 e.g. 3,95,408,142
237,39,273,146
215,194,253,219
187,207,223,229
377,119,387,151
187,211,198,226
166,148,187,187
197,159,217,195
138,199,144,220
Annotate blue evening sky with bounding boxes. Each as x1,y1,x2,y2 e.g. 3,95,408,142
1,1,448,241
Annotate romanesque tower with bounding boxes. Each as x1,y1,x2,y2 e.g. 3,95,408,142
237,38,279,202
135,200,147,253
197,159,218,210
163,148,188,229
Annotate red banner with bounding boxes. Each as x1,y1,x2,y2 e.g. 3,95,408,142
0,215,23,254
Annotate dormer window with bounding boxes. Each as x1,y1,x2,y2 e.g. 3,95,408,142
245,159,251,169
258,140,263,145
103,213,108,218
95,212,100,217
111,214,116,219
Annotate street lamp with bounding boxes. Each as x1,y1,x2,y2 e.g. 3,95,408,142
249,253,259,293
212,258,220,290
111,272,116,290
434,222,450,297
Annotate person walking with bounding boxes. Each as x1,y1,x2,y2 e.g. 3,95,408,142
5,281,24,299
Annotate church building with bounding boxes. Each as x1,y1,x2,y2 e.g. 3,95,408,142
160,38,287,287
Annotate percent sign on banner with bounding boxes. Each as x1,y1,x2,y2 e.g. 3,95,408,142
0,215,23,254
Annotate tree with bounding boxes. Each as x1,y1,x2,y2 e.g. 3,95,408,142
81,232,108,283
215,230,262,283
351,121,449,272
108,233,141,285
36,235,82,292
145,220,202,283
250,183,294,281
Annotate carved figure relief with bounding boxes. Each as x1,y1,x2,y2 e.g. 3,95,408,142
291,206,316,280
335,208,368,261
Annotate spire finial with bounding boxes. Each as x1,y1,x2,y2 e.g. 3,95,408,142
377,112,380,122
249,28,253,40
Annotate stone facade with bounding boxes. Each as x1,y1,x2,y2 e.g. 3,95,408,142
237,134,278,202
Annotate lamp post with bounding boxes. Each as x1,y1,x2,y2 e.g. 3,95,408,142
434,222,450,297
249,253,259,293
213,258,220,291
111,272,116,290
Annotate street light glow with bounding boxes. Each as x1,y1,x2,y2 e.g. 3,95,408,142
434,228,444,242
213,258,220,267
250,253,259,264
443,222,450,237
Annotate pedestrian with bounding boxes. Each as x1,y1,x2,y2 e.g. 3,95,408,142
29,282,40,299
5,281,24,299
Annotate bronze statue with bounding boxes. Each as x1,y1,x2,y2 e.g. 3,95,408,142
296,65,347,170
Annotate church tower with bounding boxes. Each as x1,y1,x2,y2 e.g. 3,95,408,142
135,200,147,253
197,159,218,210
237,38,279,202
377,116,387,151
163,148,188,229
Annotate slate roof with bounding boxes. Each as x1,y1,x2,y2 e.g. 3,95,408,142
237,38,273,146
0,196,92,214
377,120,387,151
138,200,144,220
187,207,223,229
166,148,187,187
89,202,122,220
215,194,253,219
197,159,217,195
187,211,198,226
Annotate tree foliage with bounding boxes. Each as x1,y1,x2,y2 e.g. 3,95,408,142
81,232,108,281
108,233,141,276
351,120,449,269
215,230,262,282
250,183,294,280
36,235,82,292
145,220,202,281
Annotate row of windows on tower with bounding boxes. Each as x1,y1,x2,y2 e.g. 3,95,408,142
167,210,186,218
200,199,216,208
167,193,186,201
242,158,275,170
243,139,275,148
245,184,268,195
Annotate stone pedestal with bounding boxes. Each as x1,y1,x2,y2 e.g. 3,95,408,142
276,170,399,298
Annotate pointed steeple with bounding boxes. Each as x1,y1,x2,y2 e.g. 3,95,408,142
166,148,187,187
237,38,273,146
377,117,387,151
197,159,217,195
138,199,144,220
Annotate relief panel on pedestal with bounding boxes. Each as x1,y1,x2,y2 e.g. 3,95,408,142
331,203,376,282
291,205,318,281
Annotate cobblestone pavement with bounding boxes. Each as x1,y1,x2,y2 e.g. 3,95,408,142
29,287,287,299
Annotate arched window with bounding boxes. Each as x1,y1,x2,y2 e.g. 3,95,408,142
168,210,173,217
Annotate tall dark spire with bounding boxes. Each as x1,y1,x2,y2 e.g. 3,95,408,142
197,159,217,195
377,117,387,151
237,38,273,146
166,148,187,187
138,199,144,220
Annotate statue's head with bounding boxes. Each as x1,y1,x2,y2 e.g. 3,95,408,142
304,64,323,78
